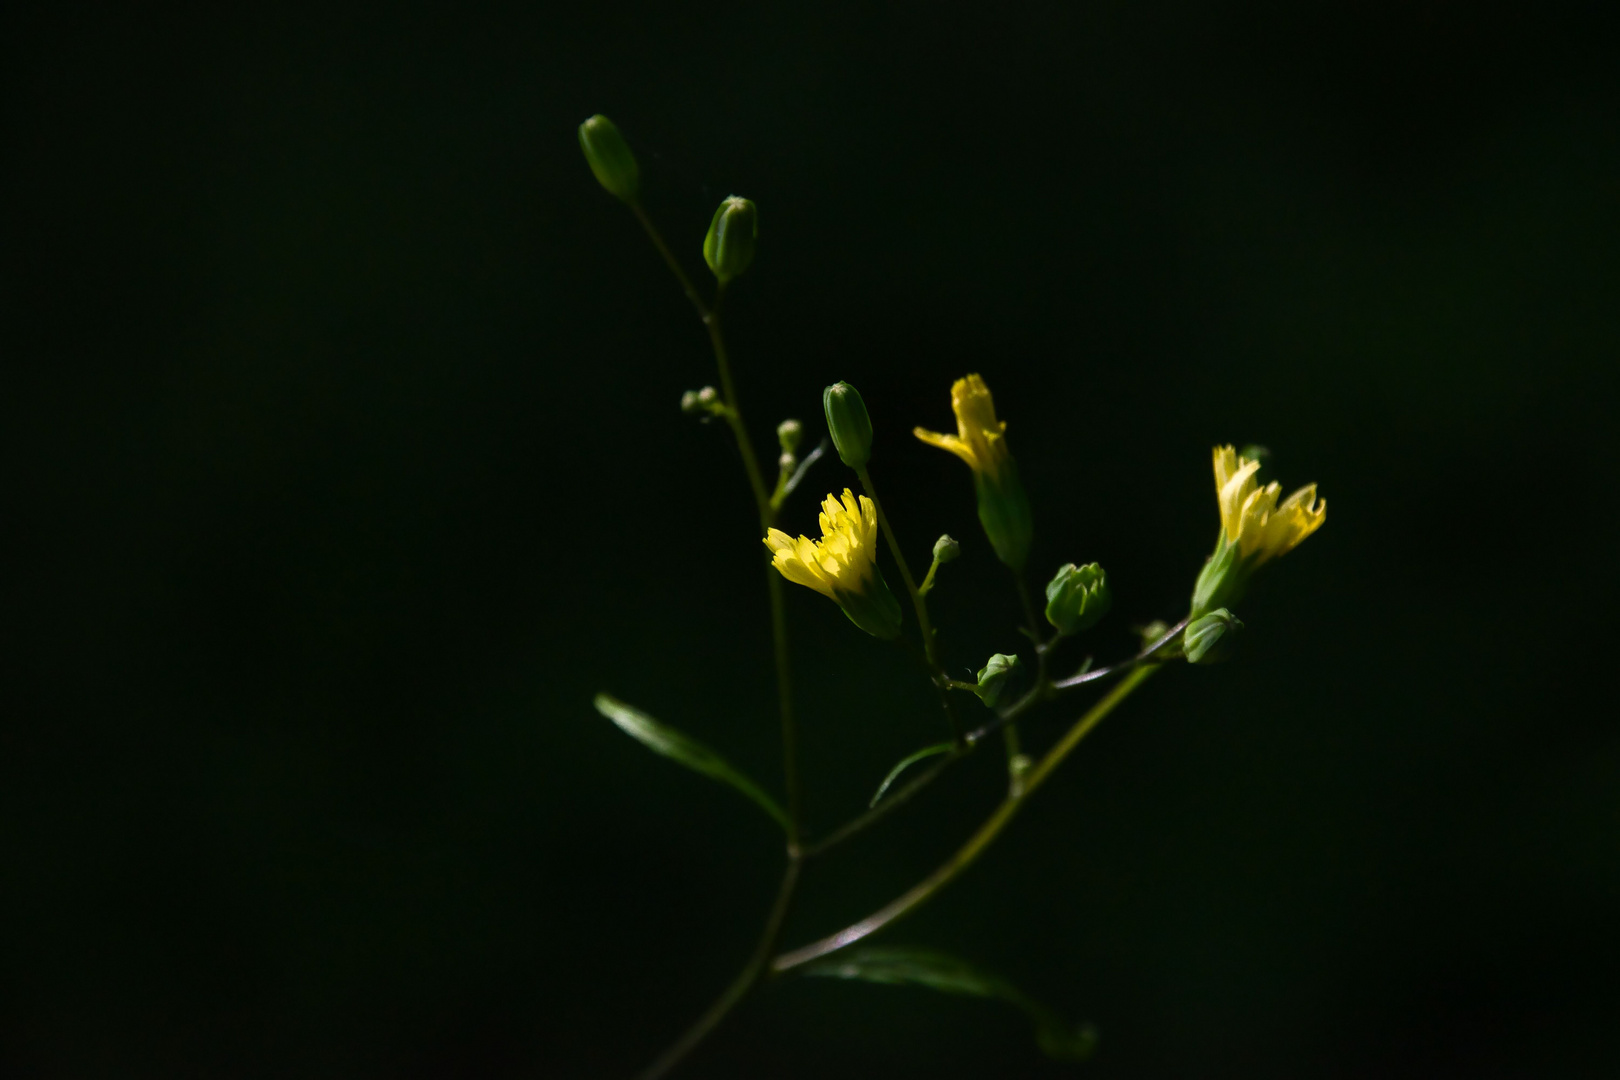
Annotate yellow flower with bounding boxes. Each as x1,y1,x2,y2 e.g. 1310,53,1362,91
764,489,902,638
913,374,1034,570
912,374,1011,481
1212,445,1326,563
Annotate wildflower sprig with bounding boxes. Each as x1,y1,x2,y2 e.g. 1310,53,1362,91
578,114,1329,1079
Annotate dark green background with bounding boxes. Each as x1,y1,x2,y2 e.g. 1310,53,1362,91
8,2,1618,1076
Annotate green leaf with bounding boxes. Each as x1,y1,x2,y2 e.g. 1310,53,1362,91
869,743,954,807
593,694,789,832
800,946,1097,1062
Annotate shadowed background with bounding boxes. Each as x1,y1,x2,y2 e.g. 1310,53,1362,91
6,2,1618,1076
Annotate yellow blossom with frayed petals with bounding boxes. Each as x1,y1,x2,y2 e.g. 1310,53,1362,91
1212,446,1326,563
764,489,902,638
912,374,1011,481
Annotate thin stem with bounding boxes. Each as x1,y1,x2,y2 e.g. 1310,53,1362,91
630,203,710,320
771,666,1157,974
1049,616,1189,691
637,858,802,1080
855,465,962,743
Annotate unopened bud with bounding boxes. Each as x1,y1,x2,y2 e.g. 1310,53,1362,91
577,115,639,202
933,534,961,564
823,381,874,469
697,386,718,407
777,419,803,454
703,196,758,283
1184,608,1244,664
973,653,1023,708
680,390,701,414
1044,562,1111,636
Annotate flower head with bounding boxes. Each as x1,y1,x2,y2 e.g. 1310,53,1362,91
1212,445,1326,563
914,374,1033,570
764,489,902,638
1191,446,1326,616
913,374,1011,481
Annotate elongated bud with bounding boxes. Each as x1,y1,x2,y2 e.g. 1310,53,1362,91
823,381,874,469
577,115,639,201
1044,562,1111,635
973,653,1022,707
933,534,961,564
1184,608,1243,664
703,196,758,283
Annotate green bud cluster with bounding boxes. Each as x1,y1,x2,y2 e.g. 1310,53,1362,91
1043,562,1111,636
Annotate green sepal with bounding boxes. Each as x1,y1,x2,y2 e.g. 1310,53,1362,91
974,463,1033,572
1190,530,1249,618
593,694,788,831
832,564,904,639
799,946,1098,1062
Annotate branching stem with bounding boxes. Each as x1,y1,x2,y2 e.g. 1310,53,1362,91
855,465,963,743
771,665,1157,975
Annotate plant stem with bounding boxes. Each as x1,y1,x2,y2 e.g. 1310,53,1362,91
770,665,1157,974
627,201,808,1080
630,203,711,320
637,857,802,1080
855,465,962,743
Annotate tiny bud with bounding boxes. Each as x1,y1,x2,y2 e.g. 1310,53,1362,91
1184,608,1244,664
778,452,796,471
680,390,701,414
1044,562,1112,636
703,196,758,283
823,381,874,469
776,418,803,454
974,653,1023,708
697,386,718,406
577,115,640,201
933,534,961,564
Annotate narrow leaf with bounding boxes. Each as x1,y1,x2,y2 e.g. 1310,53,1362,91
593,694,789,832
800,946,1097,1062
869,743,954,807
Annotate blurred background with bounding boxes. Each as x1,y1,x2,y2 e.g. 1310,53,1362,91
7,2,1618,1076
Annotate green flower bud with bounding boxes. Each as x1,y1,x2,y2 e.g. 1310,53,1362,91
777,418,803,455
680,390,701,414
823,381,874,469
1044,562,1111,636
1184,608,1244,664
577,114,639,202
703,196,758,283
973,653,1023,708
933,534,961,564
